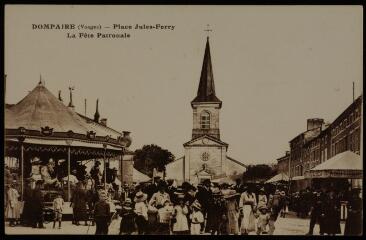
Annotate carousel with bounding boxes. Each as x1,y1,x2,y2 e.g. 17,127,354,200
5,80,132,209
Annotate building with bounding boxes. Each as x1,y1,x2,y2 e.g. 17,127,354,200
286,95,362,191
276,151,290,175
166,37,247,185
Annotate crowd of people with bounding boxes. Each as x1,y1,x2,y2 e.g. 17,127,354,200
4,161,363,235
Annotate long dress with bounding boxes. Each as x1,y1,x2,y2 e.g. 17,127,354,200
226,197,239,235
323,195,341,235
172,205,189,233
239,191,257,233
5,187,21,219
344,196,362,236
72,188,88,222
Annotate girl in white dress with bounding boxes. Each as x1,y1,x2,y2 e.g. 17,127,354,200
172,194,189,235
239,188,257,235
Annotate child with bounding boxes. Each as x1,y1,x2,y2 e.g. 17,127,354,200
53,193,64,229
190,201,204,235
256,205,270,235
157,199,174,235
119,198,136,235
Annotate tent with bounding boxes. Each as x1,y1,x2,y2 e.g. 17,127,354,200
305,151,362,179
133,168,151,183
265,172,289,183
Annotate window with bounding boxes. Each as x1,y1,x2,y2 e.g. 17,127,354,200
200,111,210,129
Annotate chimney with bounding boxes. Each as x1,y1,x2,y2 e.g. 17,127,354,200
307,118,324,131
100,118,107,126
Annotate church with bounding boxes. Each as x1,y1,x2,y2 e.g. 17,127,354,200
166,37,247,185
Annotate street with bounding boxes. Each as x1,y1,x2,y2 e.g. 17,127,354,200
5,212,345,235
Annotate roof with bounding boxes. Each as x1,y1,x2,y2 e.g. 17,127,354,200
5,81,123,139
227,156,247,168
265,173,289,183
133,168,151,182
183,134,228,147
191,37,222,106
310,151,362,171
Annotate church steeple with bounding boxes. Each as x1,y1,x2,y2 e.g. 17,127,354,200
191,37,222,108
94,99,100,123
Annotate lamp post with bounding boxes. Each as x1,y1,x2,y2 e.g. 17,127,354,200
65,139,73,201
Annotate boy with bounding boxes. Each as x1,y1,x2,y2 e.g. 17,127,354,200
256,205,270,235
53,193,64,229
157,199,174,235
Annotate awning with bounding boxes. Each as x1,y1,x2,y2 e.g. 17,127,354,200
265,173,289,183
133,168,151,183
305,151,362,179
291,176,305,181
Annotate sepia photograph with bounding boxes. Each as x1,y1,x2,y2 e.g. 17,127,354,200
3,5,363,236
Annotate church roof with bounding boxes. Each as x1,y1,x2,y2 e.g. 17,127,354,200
183,134,228,147
227,156,247,168
191,37,222,106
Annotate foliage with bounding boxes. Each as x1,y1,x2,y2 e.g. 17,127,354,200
242,164,277,183
134,144,175,178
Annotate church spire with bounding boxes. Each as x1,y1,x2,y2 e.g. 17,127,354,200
94,99,100,123
191,37,222,107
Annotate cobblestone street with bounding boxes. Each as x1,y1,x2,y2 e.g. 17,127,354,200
5,212,345,235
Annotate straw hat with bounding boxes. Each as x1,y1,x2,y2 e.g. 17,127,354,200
134,191,147,203
124,198,132,204
191,201,202,211
212,188,222,196
222,189,239,199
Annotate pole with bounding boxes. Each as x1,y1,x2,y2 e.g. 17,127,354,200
103,146,107,191
68,146,71,201
20,143,24,201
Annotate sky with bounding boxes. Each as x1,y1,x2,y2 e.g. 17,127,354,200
5,5,363,165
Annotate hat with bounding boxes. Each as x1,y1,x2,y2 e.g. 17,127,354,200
202,179,211,185
134,191,148,203
158,181,167,189
222,189,239,199
212,188,222,196
191,201,202,211
275,189,280,194
124,198,132,204
98,190,108,200
259,188,265,193
280,191,286,196
258,205,267,211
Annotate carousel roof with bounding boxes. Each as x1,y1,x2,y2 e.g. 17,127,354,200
5,81,131,152
5,81,128,137
5,81,120,138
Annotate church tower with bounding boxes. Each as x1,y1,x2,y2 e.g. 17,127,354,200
191,37,222,140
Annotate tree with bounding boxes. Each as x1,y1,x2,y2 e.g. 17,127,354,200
134,144,175,178
242,164,277,183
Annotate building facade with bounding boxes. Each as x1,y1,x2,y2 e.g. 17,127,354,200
284,95,362,187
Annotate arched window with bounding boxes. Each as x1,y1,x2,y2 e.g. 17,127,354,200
200,111,210,129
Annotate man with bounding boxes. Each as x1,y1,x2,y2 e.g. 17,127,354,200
195,179,213,233
90,161,102,187
31,180,45,228
94,190,111,235
306,190,325,235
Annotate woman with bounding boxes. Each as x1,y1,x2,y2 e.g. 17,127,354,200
5,182,21,227
120,198,136,235
172,193,189,235
322,190,341,235
134,191,148,234
239,186,257,235
207,188,226,235
71,182,88,226
223,190,240,235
